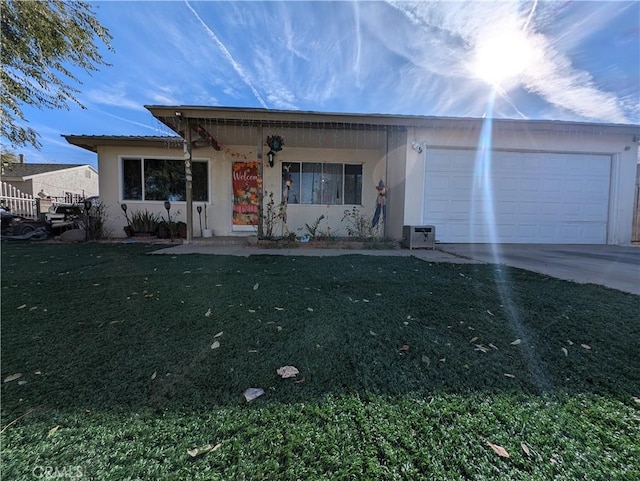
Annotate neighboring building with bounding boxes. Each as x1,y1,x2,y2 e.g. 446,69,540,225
1,161,98,203
65,106,639,245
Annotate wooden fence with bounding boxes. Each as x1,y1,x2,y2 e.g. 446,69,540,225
0,181,37,218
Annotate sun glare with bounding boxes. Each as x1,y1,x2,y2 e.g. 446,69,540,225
472,29,535,87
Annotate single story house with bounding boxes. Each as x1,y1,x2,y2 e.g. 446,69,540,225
64,106,639,245
2,161,98,203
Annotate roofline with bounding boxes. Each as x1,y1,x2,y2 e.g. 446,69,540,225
145,105,640,135
3,163,98,181
63,135,182,152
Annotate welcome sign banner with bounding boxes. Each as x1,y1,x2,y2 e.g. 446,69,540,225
232,161,260,226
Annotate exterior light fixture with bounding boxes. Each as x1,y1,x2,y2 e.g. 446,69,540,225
164,201,173,241
84,199,93,241
265,135,284,168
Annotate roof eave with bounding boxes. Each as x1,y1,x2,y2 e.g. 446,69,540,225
63,135,183,152
145,105,640,137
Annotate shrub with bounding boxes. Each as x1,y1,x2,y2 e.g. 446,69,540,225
341,206,375,239
129,209,160,234
85,201,111,240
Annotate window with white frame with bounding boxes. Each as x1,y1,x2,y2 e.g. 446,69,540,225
122,158,209,202
282,162,362,205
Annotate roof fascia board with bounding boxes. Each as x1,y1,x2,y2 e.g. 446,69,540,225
146,105,640,137
63,135,182,152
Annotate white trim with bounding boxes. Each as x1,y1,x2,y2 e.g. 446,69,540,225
118,154,211,203
279,161,364,206
607,153,620,245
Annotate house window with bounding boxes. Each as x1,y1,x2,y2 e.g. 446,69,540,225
122,158,209,202
282,162,362,205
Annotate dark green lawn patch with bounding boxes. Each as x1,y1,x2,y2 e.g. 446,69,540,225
2,243,639,480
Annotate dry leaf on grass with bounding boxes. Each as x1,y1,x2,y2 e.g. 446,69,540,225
561,347,568,357
151,372,157,380
277,366,299,378
581,344,591,350
47,426,60,438
504,373,516,378
469,337,479,344
487,441,510,458
274,307,284,311
187,443,221,458
521,442,531,457
214,331,223,338
511,339,522,345
399,345,410,351
204,308,212,317
17,304,27,310
253,283,259,290
211,341,220,350
4,373,22,383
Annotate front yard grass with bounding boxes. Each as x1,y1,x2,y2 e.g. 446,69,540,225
1,242,639,480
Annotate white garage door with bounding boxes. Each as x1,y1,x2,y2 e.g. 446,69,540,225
423,149,611,244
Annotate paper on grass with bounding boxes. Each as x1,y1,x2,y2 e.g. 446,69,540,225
244,388,265,402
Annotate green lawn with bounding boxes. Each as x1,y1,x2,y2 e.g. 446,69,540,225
1,242,639,480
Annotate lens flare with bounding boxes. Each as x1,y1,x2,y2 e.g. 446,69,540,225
472,28,535,87
472,89,551,392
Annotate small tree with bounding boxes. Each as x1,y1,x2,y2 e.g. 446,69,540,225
1,0,113,148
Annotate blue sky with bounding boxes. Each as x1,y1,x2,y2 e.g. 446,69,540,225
11,0,640,168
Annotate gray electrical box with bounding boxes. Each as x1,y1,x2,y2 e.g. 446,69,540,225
402,225,436,249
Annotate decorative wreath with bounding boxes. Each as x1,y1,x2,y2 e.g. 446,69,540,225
266,135,284,152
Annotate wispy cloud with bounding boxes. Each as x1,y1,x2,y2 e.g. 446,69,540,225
84,82,146,112
184,0,268,108
384,1,632,123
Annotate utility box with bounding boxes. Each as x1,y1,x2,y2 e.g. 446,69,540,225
402,225,436,250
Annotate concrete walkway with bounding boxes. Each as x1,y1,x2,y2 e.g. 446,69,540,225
152,243,480,263
152,242,639,295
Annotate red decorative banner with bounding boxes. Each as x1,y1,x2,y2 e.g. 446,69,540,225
232,161,260,226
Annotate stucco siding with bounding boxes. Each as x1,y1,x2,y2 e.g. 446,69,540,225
32,166,98,199
99,141,388,239
405,124,638,245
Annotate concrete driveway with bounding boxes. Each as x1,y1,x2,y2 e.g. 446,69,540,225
438,244,640,295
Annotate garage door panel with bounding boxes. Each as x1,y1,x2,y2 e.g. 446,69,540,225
423,149,610,244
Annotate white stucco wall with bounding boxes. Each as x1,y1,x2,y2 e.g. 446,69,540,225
5,166,97,199
261,146,387,239
93,118,637,245
97,142,388,239
32,166,98,199
403,123,639,245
